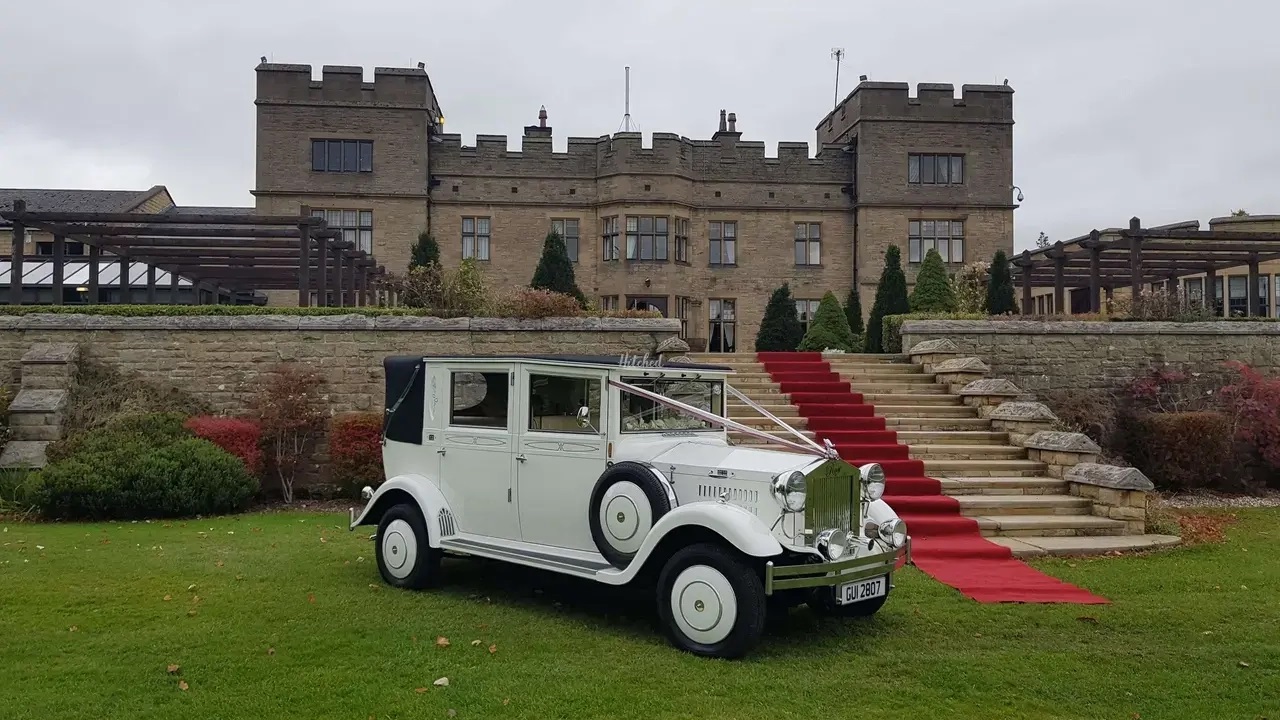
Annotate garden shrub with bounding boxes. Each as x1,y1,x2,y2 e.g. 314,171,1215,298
1108,287,1218,322
249,363,328,504
844,288,865,339
797,292,858,352
443,258,489,316
953,261,988,314
1127,411,1236,491
35,415,257,520
866,246,910,353
1220,361,1280,486
0,468,41,515
61,360,209,438
409,232,440,269
880,312,985,354
755,284,803,352
384,264,445,309
986,250,1017,315
1045,389,1117,447
491,288,585,319
909,248,957,313
330,413,385,497
47,411,191,464
185,416,263,476
530,230,587,306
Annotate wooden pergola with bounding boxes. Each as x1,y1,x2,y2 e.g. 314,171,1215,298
1012,217,1280,316
0,201,387,306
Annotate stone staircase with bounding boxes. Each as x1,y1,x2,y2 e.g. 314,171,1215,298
1,343,78,469
691,348,1180,557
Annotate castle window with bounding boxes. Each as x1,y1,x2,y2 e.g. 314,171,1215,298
908,219,964,264
311,208,373,253
312,139,373,173
908,153,964,185
600,295,620,311
551,219,580,262
626,216,669,262
35,239,87,256
601,217,620,262
709,222,737,266
708,299,737,353
462,217,490,261
795,299,821,333
794,223,821,266
674,218,690,263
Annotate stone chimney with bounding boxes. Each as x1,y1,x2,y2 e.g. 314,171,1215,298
713,109,741,142
524,105,552,138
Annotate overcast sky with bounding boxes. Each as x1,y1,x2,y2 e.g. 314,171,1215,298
2,0,1277,249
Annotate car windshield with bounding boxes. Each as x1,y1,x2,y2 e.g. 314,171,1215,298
619,377,724,432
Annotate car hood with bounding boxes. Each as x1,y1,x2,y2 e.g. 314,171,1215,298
649,441,819,478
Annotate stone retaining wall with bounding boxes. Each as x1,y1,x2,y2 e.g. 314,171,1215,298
0,314,681,414
900,320,1280,392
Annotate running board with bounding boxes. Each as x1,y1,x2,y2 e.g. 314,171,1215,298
439,537,614,579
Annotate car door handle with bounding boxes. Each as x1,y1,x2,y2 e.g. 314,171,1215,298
437,448,446,456
516,454,527,462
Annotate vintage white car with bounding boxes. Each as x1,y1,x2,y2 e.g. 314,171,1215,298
350,354,910,658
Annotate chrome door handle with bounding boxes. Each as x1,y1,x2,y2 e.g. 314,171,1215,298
437,448,446,456
516,454,527,462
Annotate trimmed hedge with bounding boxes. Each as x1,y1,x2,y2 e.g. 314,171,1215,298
798,291,859,352
0,304,662,318
35,412,258,520
882,313,986,353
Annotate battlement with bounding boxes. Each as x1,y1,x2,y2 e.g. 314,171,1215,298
430,131,847,182
255,62,442,116
817,80,1014,144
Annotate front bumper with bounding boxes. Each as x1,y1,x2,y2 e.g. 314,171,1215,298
764,536,911,595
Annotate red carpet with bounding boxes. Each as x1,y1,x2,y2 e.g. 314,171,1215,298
756,351,1109,605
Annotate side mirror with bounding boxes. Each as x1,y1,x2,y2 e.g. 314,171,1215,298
576,406,592,428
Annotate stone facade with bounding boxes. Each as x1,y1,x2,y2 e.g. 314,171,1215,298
254,63,1015,347
0,315,680,415
900,319,1280,392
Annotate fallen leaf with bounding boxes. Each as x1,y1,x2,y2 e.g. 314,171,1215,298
503,698,510,706
1203,630,1214,635
187,609,198,617
216,560,224,567
320,537,327,543
235,575,244,581
1076,616,1099,624
412,635,418,645
167,664,180,675
415,687,428,694
267,647,275,656
177,680,189,691
488,644,497,654
1131,714,1141,719
476,624,489,630
356,556,365,563
448,710,457,718
36,545,45,550
436,636,450,648
1239,661,1251,668
69,626,78,632
974,633,982,638
470,640,482,647
308,594,316,604
187,584,196,592
192,596,201,603
163,595,172,602
433,677,449,687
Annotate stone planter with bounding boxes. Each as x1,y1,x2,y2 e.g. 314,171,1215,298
989,401,1059,446
1065,463,1155,535
958,378,1026,417
932,357,991,393
907,339,960,373
1023,431,1101,478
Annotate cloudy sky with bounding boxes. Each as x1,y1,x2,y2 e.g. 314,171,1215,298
1,0,1276,249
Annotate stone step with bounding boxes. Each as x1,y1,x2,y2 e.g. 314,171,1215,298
729,429,817,442
848,383,952,393
974,514,1128,538
6,389,69,442
0,440,51,469
989,534,1182,558
18,343,79,391
923,459,1049,477
910,444,1028,461
729,415,808,429
885,417,994,431
863,393,963,405
839,372,938,383
874,405,979,418
727,405,801,418
938,476,1070,496
956,494,1093,516
896,431,1009,445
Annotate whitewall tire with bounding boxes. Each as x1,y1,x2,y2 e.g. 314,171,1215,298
588,462,673,569
376,503,441,590
657,543,766,659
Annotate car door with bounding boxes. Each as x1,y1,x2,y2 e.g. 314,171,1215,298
438,364,519,541
515,365,608,551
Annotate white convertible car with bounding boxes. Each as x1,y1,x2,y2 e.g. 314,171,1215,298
350,354,910,659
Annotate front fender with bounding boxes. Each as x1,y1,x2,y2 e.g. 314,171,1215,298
628,501,783,568
863,497,902,530
349,474,452,548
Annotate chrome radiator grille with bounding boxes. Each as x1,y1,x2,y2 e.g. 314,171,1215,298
804,460,860,541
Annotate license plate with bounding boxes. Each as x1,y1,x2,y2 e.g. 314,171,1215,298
836,576,887,605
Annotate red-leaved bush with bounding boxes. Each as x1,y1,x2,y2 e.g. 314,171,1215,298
248,363,328,504
184,416,263,476
1220,361,1280,470
329,413,384,497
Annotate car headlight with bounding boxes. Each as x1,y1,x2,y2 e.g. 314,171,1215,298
878,519,908,548
860,463,886,501
360,486,374,502
771,470,806,512
816,528,848,561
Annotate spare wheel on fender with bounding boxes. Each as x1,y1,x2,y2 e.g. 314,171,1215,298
589,461,673,569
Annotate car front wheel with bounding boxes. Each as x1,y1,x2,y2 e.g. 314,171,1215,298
656,543,766,659
376,503,441,590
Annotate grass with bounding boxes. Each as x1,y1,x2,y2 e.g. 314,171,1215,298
1,510,1277,720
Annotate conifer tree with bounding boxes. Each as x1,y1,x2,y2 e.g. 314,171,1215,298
409,232,440,269
986,249,1017,315
797,291,858,352
909,248,958,313
530,230,586,305
754,284,804,352
865,245,910,353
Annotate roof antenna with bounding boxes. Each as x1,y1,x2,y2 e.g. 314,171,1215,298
831,48,845,108
617,66,638,133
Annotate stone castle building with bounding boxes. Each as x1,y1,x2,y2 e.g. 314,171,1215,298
253,62,1016,349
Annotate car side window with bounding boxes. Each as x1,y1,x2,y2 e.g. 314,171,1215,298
450,371,510,429
528,373,601,433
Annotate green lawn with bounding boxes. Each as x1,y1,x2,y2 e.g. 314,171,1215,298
1,510,1276,720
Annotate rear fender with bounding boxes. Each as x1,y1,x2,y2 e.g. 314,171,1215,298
349,474,452,548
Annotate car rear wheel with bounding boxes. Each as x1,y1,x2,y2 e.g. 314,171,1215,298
656,543,765,659
376,503,441,590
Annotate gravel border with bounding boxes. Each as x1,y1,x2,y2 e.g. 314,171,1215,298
1158,489,1280,509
